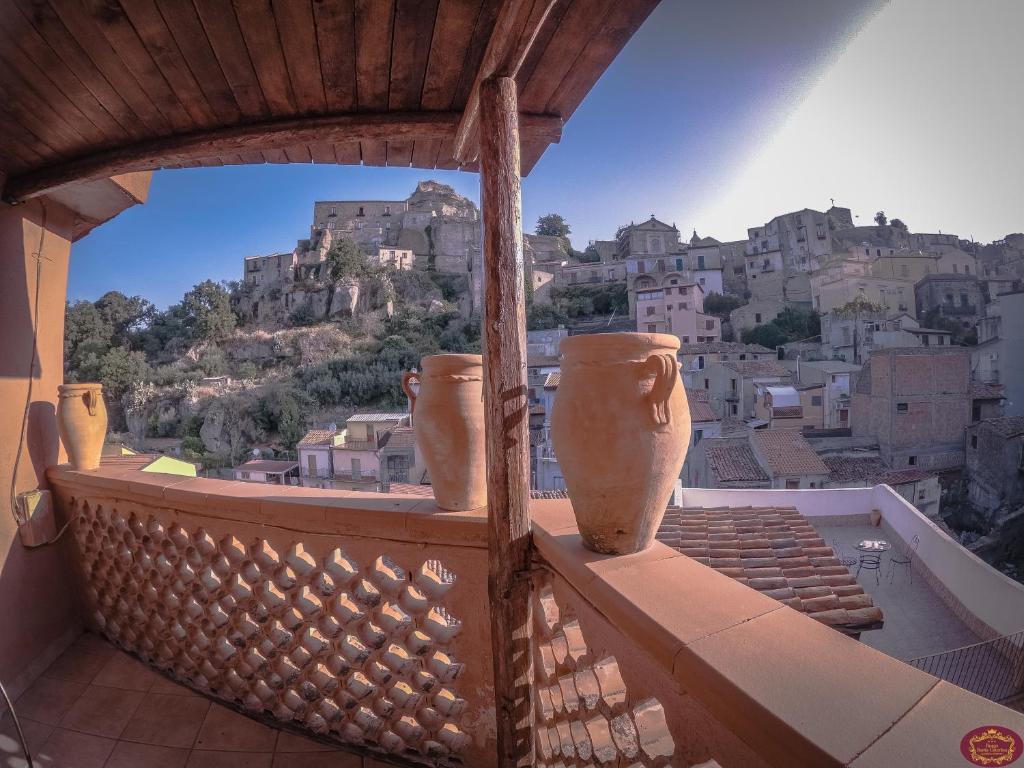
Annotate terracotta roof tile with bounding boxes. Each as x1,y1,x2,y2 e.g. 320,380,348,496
543,372,561,389
971,382,1005,400
705,442,769,483
387,482,434,497
978,416,1024,438
297,429,340,447
657,506,883,634
720,359,790,377
236,460,298,473
686,388,717,422
750,429,829,476
378,426,415,450
821,455,889,484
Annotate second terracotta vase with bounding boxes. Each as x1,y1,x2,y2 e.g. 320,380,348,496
402,354,486,511
551,333,690,554
57,383,108,471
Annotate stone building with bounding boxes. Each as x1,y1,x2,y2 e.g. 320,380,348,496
728,300,785,336
746,208,834,274
971,290,1024,417
689,428,830,489
243,251,296,286
811,259,916,318
678,341,774,388
965,416,1024,516
914,273,982,330
634,279,720,343
704,359,792,419
852,347,971,470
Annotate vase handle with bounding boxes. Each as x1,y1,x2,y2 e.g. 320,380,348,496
401,372,420,415
643,353,678,426
84,390,98,417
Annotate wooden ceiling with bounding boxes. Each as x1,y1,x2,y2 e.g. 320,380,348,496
0,0,659,201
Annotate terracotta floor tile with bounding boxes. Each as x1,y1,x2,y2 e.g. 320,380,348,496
148,676,200,697
91,652,160,692
186,750,274,768
0,712,54,757
272,753,362,767
59,685,144,738
14,677,87,726
194,705,278,752
41,645,113,686
105,741,190,768
69,632,114,655
120,692,211,749
274,730,334,753
33,727,115,768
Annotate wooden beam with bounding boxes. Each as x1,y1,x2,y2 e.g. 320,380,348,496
453,0,560,164
4,110,561,202
479,76,534,767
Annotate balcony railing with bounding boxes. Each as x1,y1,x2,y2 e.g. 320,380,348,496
908,630,1024,704
45,465,1024,768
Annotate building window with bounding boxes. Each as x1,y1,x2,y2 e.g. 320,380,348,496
646,306,656,316
693,429,703,445
785,480,800,489
676,258,684,271
739,354,746,361
897,403,909,413
970,435,978,449
697,356,705,369
647,323,657,333
908,455,917,466
678,302,686,310
704,378,709,389
358,206,365,216
682,336,690,343
705,319,714,330
811,395,822,406
755,313,762,323
731,403,738,416
730,378,737,392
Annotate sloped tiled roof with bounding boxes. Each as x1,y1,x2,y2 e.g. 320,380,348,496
297,429,340,447
656,506,884,634
705,442,769,484
821,455,889,484
378,426,415,450
686,388,717,423
679,341,773,355
543,372,561,389
387,483,434,497
720,359,790,377
980,416,1024,439
971,382,1005,401
751,429,829,476
530,489,571,499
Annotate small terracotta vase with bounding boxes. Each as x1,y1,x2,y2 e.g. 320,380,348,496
402,355,486,511
57,383,108,471
551,333,689,554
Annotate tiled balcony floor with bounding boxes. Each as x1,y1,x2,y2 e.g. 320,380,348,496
815,523,981,661
0,633,383,768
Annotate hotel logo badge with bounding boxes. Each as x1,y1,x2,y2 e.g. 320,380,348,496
961,726,1021,766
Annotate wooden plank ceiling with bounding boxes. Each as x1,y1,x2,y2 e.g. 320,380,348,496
0,0,659,201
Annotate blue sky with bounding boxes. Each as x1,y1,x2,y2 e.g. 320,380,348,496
69,0,1023,309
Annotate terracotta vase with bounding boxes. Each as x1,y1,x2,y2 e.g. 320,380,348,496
402,354,486,511
551,333,689,555
57,383,108,471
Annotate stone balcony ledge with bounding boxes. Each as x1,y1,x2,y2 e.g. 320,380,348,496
46,464,1024,768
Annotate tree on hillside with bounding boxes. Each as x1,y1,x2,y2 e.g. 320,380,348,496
832,296,886,318
740,324,788,349
702,292,744,318
890,218,908,231
527,304,570,331
94,291,156,346
739,307,820,349
874,211,888,226
327,237,372,280
536,214,571,238
182,280,236,341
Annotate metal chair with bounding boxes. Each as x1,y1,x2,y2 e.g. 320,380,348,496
889,534,920,584
831,538,858,568
857,553,882,585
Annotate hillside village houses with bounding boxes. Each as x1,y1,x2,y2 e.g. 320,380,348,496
234,191,1023,535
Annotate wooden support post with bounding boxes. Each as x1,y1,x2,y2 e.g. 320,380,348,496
479,76,535,766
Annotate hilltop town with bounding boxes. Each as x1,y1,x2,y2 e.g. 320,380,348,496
68,181,1024,580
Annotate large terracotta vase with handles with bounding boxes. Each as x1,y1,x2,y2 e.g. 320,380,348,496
551,333,689,554
57,383,108,471
402,354,486,511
